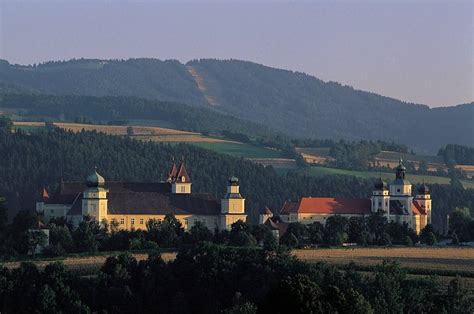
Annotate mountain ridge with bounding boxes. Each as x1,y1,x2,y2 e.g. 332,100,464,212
0,58,472,153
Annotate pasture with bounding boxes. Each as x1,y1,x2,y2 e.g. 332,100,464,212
293,247,474,273
12,121,286,159
191,142,285,158
304,166,474,189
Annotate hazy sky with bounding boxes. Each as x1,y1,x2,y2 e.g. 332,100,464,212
1,0,472,107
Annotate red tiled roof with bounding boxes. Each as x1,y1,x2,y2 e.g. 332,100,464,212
167,163,178,183
176,162,191,183
412,202,426,215
282,197,372,215
42,188,49,200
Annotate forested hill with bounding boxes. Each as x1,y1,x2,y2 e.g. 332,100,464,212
187,59,473,153
1,58,473,152
0,59,207,105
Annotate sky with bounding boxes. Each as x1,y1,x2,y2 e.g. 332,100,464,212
0,0,472,107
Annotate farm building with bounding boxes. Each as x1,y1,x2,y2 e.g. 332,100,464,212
36,161,247,231
265,159,431,234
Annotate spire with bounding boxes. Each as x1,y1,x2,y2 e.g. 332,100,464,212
167,161,178,183
396,158,406,179
176,161,191,183
42,187,49,200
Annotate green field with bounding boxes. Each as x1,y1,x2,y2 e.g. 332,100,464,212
376,150,444,164
301,166,474,188
190,142,284,158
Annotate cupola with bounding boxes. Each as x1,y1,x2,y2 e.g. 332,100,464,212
374,177,388,190
418,183,430,195
86,168,105,188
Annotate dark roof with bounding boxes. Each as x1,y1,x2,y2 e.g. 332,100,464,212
418,184,430,195
264,218,289,236
107,192,220,216
224,193,243,199
280,201,299,214
374,177,388,190
67,194,83,216
47,192,81,205
65,191,222,217
392,178,411,186
58,181,171,195
389,200,409,215
262,207,273,215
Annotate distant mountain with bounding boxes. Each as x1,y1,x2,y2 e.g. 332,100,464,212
1,58,472,153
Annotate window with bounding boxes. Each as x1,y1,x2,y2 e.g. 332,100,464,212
51,209,54,213
120,218,125,225
181,186,186,193
202,219,207,225
131,218,135,225
140,218,144,225
184,218,188,226
378,202,382,207
385,201,388,206
397,189,401,193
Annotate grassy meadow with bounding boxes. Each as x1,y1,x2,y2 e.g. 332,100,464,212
303,166,474,189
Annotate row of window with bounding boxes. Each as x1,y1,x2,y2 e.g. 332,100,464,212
110,217,218,227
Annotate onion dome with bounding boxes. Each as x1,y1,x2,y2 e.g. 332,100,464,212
418,183,430,195
86,168,105,187
395,158,406,180
374,177,388,190
229,176,239,186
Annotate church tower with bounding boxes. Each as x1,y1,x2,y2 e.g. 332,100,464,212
82,168,108,223
371,177,390,214
388,159,414,221
171,162,192,194
220,177,247,230
389,159,412,196
415,183,432,224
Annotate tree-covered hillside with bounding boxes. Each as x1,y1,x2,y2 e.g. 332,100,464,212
0,93,275,138
0,126,472,229
1,58,472,153
0,58,207,105
188,59,473,153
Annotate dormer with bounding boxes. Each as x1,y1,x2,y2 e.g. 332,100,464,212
172,162,192,194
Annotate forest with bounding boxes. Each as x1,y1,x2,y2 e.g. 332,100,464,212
1,243,473,313
0,93,275,139
438,144,474,166
1,58,473,152
0,122,473,230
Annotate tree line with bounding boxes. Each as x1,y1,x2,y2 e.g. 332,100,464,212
1,243,473,313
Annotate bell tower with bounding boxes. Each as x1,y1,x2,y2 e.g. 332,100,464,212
371,177,390,215
220,177,247,230
415,183,432,224
82,168,108,223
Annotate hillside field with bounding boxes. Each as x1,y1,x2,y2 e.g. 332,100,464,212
12,121,285,159
302,166,474,189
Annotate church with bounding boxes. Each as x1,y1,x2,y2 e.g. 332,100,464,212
263,159,431,234
36,161,247,231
